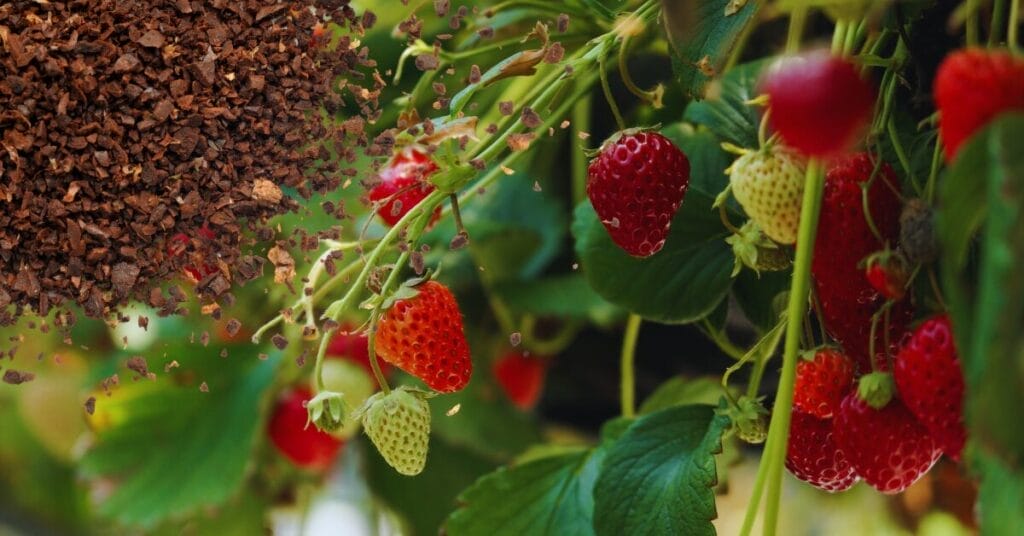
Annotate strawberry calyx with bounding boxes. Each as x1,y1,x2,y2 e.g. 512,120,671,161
717,396,769,444
857,371,895,409
306,390,348,433
725,221,791,277
587,124,664,157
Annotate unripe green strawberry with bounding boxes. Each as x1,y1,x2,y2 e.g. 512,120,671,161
360,387,431,476
729,146,806,244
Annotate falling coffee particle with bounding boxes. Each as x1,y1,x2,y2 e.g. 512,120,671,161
510,332,522,347
2,369,34,385
272,334,289,350
84,397,97,415
199,382,209,393
125,356,150,378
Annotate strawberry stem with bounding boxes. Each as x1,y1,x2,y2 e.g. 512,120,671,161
598,51,626,131
758,159,824,536
619,313,642,418
966,0,981,47
367,315,391,396
991,0,1008,46
617,35,662,108
785,7,808,54
572,95,592,204
1010,0,1021,52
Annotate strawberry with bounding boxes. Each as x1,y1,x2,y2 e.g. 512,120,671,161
894,315,966,461
586,131,690,257
369,149,441,227
360,387,431,476
786,410,859,492
761,51,875,157
934,49,1024,161
864,250,909,301
375,280,472,393
327,327,391,378
320,358,376,439
812,153,911,372
899,199,939,264
794,348,855,419
493,350,547,410
833,392,941,494
267,387,344,470
729,145,806,244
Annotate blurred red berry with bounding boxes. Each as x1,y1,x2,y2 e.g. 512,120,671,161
786,410,860,492
493,351,547,410
761,51,875,157
369,149,441,227
267,388,344,471
327,327,391,378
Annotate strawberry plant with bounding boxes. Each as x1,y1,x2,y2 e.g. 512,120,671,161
1,0,1023,535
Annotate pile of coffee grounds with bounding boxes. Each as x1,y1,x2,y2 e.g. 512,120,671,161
0,0,383,324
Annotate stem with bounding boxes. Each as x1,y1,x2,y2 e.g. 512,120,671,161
967,0,981,47
598,52,626,131
992,0,1008,45
886,118,917,193
1010,0,1020,51
313,322,335,392
719,203,742,234
831,20,848,54
620,314,642,418
740,457,770,536
617,36,658,106
786,7,808,54
927,132,943,202
366,315,390,395
701,319,747,360
572,94,592,204
761,160,824,536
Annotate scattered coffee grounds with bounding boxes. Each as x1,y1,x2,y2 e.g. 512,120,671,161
0,0,384,324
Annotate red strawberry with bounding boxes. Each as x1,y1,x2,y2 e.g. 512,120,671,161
864,250,909,301
268,387,344,470
375,280,472,393
761,51,875,157
833,393,941,494
894,315,966,461
369,149,441,227
812,154,911,372
786,410,860,492
493,351,547,410
586,131,690,257
935,49,1024,161
327,327,391,378
794,349,855,419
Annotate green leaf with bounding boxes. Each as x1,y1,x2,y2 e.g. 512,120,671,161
663,1,762,99
466,172,567,281
365,436,499,536
572,190,733,324
732,267,790,331
661,124,734,198
976,454,1024,534
446,447,607,536
640,376,724,414
683,60,768,148
491,274,620,321
939,113,1024,469
79,352,280,527
592,405,728,536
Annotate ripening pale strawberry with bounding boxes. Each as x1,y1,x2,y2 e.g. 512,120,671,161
327,327,392,378
375,280,472,393
729,145,806,244
894,315,966,461
935,49,1024,161
493,351,547,410
833,392,941,494
320,358,376,439
786,410,859,492
761,51,876,157
369,149,441,227
587,131,690,257
794,349,855,419
267,388,344,470
812,154,911,372
361,387,431,476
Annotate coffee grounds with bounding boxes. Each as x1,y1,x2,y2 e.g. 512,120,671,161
0,0,383,324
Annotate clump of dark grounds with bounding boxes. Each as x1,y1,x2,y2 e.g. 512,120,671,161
0,0,383,324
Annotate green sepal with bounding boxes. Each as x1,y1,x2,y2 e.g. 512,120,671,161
857,372,895,409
